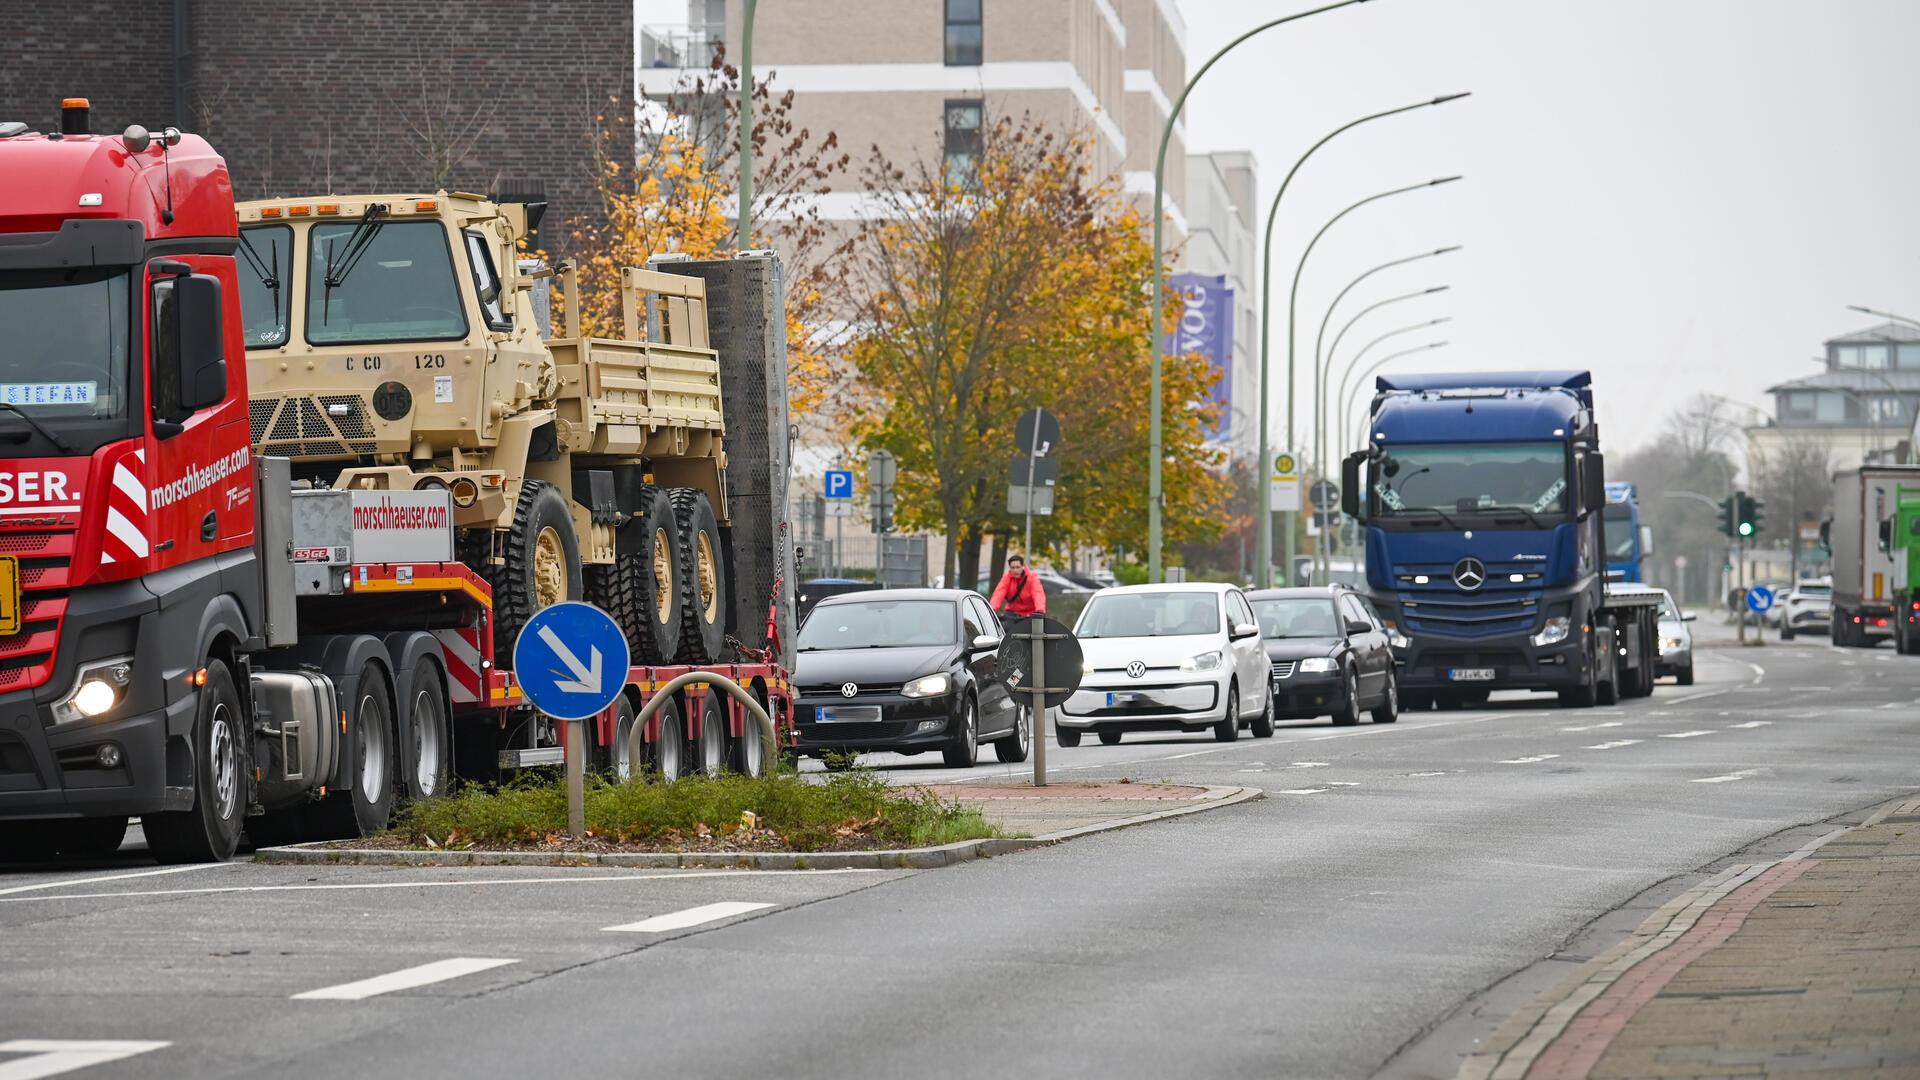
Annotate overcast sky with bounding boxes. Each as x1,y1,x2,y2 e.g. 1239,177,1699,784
1180,0,1920,453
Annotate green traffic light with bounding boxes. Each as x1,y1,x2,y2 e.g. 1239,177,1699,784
1738,522,1754,537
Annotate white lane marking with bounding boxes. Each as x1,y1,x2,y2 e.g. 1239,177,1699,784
604,901,776,933
1585,739,1643,750
1561,721,1623,732
1325,781,1361,787
1741,659,1766,682
1692,768,1767,784
1788,686,1832,691
1497,754,1561,764
1669,688,1733,705
0,1041,171,1080
0,863,222,899
1274,788,1328,795
1288,761,1329,768
291,957,518,1000
0,867,880,905
1162,750,1215,760
1404,771,1448,777
1880,702,1905,710
1728,720,1772,729
1660,730,1717,739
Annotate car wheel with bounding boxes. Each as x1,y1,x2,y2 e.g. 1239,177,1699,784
1677,661,1695,686
1780,624,1793,641
1098,729,1123,746
994,703,1031,763
942,696,978,768
1055,726,1083,748
1250,687,1275,738
1212,682,1241,742
1371,669,1399,724
1331,670,1361,727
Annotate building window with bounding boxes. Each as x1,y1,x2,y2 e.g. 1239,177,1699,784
1836,343,1890,369
1870,395,1907,424
1815,392,1846,423
945,0,982,65
1781,391,1814,421
1898,344,1920,370
944,99,983,186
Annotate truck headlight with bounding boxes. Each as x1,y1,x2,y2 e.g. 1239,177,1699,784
1297,657,1338,673
1179,650,1223,672
1530,616,1571,647
901,672,952,699
52,655,135,725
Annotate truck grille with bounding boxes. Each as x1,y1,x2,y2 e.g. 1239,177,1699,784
251,395,378,459
0,529,71,692
1270,661,1296,680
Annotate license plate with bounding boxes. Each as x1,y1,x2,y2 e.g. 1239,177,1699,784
816,705,882,723
1106,691,1140,707
0,555,17,636
1448,668,1495,682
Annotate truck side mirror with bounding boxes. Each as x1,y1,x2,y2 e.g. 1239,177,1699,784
1639,524,1654,557
1341,451,1364,518
152,272,228,431
1878,519,1892,551
1819,519,1831,547
1581,452,1606,515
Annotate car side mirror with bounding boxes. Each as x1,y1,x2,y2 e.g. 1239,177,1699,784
1682,613,1697,622
1580,452,1606,515
971,634,1001,652
1230,622,1260,640
1344,618,1372,636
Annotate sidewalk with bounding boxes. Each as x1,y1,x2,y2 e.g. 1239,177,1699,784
1465,796,1920,1079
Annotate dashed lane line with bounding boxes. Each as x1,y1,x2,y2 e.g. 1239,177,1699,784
1585,739,1643,750
1497,754,1561,765
0,863,223,898
604,901,777,933
1659,730,1717,739
1274,788,1329,795
0,867,883,905
1728,720,1772,729
1561,721,1623,732
291,957,519,1000
0,1041,172,1080
1692,769,1767,784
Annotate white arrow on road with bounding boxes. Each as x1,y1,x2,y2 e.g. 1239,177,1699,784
537,624,603,696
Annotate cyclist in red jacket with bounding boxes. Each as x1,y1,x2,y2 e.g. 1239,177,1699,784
989,554,1047,619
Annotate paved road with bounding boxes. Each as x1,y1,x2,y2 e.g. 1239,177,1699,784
3,641,1916,1079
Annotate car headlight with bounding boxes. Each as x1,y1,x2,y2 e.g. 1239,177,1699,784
1662,636,1685,651
51,655,135,725
1530,615,1571,647
1297,657,1338,673
1179,650,1223,672
901,672,952,699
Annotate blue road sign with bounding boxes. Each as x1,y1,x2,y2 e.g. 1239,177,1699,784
1745,585,1774,614
513,602,630,720
825,469,854,499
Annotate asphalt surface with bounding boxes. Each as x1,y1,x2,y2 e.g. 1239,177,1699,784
4,636,1917,1079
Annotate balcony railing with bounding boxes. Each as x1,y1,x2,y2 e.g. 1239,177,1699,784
641,23,725,70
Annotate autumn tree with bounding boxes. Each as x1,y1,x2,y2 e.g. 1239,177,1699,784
564,51,851,413
843,112,1225,585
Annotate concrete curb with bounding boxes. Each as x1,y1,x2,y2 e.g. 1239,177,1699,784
252,784,1263,870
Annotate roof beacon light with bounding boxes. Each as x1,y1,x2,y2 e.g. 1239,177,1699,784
60,97,89,136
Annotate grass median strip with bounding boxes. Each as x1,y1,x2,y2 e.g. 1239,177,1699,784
385,770,1003,855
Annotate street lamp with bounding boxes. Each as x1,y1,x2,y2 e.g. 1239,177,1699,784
1148,0,1372,585
1318,284,1449,472
1311,247,1461,402
1336,321,1452,457
737,0,760,249
1251,94,1469,588
1847,304,1920,331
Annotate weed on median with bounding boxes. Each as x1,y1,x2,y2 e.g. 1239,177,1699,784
391,769,1001,854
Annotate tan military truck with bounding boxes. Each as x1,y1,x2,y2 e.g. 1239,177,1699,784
232,191,731,663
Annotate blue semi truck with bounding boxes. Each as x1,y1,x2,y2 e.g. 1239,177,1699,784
1603,481,1653,583
1340,371,1662,709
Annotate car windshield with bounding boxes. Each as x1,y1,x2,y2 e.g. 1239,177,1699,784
306,220,467,344
797,600,955,650
1603,502,1636,559
0,266,130,420
1077,592,1221,638
1253,598,1341,638
1371,442,1570,518
1659,597,1682,621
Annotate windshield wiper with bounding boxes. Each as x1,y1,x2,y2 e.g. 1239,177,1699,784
1487,504,1550,528
321,203,388,325
1393,506,1462,530
0,402,73,453
237,229,281,324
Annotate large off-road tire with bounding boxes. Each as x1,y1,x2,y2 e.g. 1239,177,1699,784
667,488,727,664
401,656,451,803
144,661,248,863
310,661,397,839
484,480,582,663
587,485,681,664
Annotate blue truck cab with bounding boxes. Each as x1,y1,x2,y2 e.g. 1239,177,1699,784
1340,371,1661,708
1602,481,1652,583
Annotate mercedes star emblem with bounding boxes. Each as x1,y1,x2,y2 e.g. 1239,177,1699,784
1126,660,1147,679
1452,557,1487,591
840,683,858,698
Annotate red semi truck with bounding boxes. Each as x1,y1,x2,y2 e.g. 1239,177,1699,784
0,101,795,863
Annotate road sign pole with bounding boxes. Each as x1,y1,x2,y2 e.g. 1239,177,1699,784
1022,435,1040,556
1737,536,1747,644
1030,614,1046,788
566,715,586,838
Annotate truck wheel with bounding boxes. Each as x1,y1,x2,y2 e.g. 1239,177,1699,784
312,661,397,839
732,692,771,777
587,485,681,664
487,480,582,662
691,691,728,776
667,489,728,664
402,656,451,802
144,660,248,863
647,694,686,781
604,693,640,780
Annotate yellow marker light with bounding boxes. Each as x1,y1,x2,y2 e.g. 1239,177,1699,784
415,199,438,211
260,207,283,218
317,203,341,215
288,205,311,217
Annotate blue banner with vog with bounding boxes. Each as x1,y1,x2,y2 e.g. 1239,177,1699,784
1168,272,1233,441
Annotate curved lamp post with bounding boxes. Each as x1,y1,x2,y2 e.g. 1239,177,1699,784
1318,284,1449,468
1847,304,1920,331
1336,317,1453,456
1148,0,1373,584
1251,94,1469,586
1338,337,1451,468
737,0,760,248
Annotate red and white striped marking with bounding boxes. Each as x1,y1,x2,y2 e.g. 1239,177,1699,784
434,627,483,703
100,449,147,567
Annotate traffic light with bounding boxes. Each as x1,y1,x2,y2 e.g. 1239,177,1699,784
1736,492,1763,538
1716,495,1736,538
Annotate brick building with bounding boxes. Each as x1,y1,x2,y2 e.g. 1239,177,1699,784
1,1,632,255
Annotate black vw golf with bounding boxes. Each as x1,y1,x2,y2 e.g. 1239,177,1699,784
791,589,1027,768
1247,586,1400,726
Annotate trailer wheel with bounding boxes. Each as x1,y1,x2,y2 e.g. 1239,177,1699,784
312,661,397,839
145,660,248,863
606,693,640,781
587,485,682,664
403,656,451,802
691,690,728,777
647,694,686,782
667,489,728,663
732,689,771,777
485,480,582,661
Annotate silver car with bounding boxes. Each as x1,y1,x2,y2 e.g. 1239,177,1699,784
1655,590,1695,685
1779,578,1832,641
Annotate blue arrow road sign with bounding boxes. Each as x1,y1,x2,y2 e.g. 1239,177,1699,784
1745,585,1774,614
513,602,630,720
825,469,853,499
